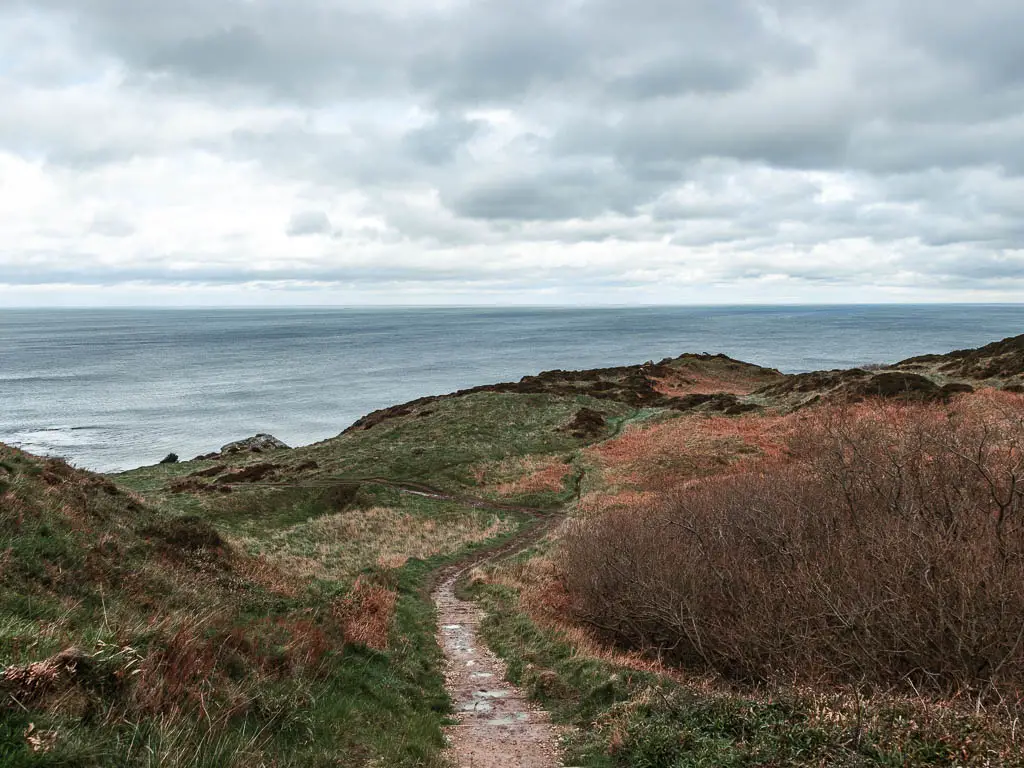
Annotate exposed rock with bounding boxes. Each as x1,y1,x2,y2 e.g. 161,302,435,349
159,453,179,464
220,434,290,454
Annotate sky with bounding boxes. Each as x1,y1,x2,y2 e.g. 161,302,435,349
1,0,1024,306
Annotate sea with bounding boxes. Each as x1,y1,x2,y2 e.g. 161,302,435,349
2,305,1023,473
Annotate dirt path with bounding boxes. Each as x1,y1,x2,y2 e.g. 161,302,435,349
246,474,571,764
434,565,566,768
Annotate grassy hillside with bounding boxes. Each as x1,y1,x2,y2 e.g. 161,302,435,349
3,335,1022,766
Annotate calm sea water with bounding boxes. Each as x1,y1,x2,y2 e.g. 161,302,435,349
2,305,1023,472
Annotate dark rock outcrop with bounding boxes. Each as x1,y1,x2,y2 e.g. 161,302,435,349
563,408,607,439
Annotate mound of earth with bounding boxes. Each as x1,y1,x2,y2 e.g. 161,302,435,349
346,353,782,433
756,369,976,407
851,371,940,399
141,515,225,552
216,462,278,483
898,333,1024,381
756,368,870,399
563,407,607,438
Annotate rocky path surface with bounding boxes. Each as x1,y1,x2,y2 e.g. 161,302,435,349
434,566,566,768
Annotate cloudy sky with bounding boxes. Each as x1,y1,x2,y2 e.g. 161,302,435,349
2,0,1023,306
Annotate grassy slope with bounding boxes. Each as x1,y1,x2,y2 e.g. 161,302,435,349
1,384,633,765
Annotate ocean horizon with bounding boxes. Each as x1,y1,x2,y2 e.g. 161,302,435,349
3,304,1023,472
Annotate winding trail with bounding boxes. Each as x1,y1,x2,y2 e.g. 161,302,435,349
234,474,574,765
434,564,565,768
418,486,570,767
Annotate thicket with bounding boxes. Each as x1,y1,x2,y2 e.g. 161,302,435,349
562,395,1024,702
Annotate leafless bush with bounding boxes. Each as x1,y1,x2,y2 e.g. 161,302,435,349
561,394,1024,700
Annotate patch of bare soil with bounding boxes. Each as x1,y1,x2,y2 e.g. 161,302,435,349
434,570,567,768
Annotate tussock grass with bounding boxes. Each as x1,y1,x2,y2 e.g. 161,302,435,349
235,502,513,582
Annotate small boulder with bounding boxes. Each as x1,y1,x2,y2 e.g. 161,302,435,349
159,453,179,464
220,434,290,454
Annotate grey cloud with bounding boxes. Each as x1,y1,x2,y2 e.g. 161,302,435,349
445,167,634,222
893,1,1024,88
607,56,753,100
403,116,482,166
287,210,332,237
89,213,135,237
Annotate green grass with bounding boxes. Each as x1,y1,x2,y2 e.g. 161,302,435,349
0,441,532,766
288,392,633,488
0,566,453,768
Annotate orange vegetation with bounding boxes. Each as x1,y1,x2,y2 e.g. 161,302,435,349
561,391,1024,697
334,576,398,651
473,455,571,497
585,411,793,492
651,371,761,397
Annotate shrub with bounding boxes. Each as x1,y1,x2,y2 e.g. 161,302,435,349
159,453,179,464
561,394,1024,699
